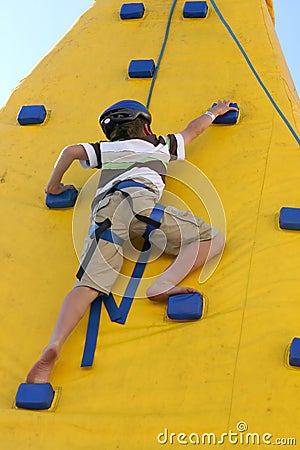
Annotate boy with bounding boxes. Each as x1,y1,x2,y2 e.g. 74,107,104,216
26,99,236,383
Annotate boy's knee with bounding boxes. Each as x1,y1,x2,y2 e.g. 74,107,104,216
146,280,174,302
73,285,100,302
211,232,225,255
146,284,163,301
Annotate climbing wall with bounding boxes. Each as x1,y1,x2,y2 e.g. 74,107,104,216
1,0,300,448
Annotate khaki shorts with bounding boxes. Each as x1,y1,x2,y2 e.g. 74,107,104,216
74,186,219,294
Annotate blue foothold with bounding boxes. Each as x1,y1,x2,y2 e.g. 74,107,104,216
17,105,47,125
167,292,203,321
128,59,155,78
120,3,145,19
46,187,78,209
289,338,300,367
279,207,300,231
212,102,240,125
16,383,55,410
183,1,208,18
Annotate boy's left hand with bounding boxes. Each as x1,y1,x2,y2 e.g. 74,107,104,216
45,183,75,195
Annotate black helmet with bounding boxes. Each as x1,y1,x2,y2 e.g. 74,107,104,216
99,100,151,140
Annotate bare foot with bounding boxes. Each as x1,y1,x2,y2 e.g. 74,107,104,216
26,344,59,384
147,286,201,303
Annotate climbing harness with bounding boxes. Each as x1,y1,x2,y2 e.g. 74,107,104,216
79,180,165,367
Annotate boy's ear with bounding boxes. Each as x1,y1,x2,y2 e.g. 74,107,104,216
144,123,152,135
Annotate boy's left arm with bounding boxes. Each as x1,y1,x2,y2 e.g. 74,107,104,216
45,144,88,195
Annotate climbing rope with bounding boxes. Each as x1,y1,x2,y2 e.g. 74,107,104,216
146,0,177,108
209,0,300,146
146,0,299,146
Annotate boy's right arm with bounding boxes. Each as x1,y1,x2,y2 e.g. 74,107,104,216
180,100,238,145
45,144,88,195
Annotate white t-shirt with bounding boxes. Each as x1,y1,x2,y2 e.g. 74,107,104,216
79,133,185,200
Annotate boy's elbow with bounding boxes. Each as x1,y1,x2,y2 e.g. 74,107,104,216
63,144,88,161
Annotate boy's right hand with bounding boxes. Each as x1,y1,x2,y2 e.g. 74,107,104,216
181,99,239,145
45,183,75,195
210,99,239,117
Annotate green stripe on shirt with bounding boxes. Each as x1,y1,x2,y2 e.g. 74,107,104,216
102,158,168,170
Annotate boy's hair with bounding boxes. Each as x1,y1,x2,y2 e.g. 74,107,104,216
110,117,149,141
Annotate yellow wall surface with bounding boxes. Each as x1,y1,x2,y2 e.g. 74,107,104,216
0,0,300,448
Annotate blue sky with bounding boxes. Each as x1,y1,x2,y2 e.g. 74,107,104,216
0,0,299,107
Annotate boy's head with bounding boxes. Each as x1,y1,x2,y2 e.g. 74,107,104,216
99,100,152,141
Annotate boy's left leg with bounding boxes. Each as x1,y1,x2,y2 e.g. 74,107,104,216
26,193,132,383
146,204,225,302
147,233,225,302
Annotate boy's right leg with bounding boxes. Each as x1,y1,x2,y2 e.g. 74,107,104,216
26,286,99,384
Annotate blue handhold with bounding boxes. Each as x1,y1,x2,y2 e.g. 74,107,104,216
167,292,203,321
16,383,55,410
212,102,240,125
279,207,300,230
17,105,47,125
289,338,300,367
128,59,155,78
183,1,208,18
120,3,145,19
46,187,78,209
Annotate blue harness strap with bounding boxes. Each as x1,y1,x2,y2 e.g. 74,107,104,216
81,293,123,367
116,180,153,191
80,182,165,366
76,218,114,281
81,296,102,367
114,202,165,324
103,293,123,322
